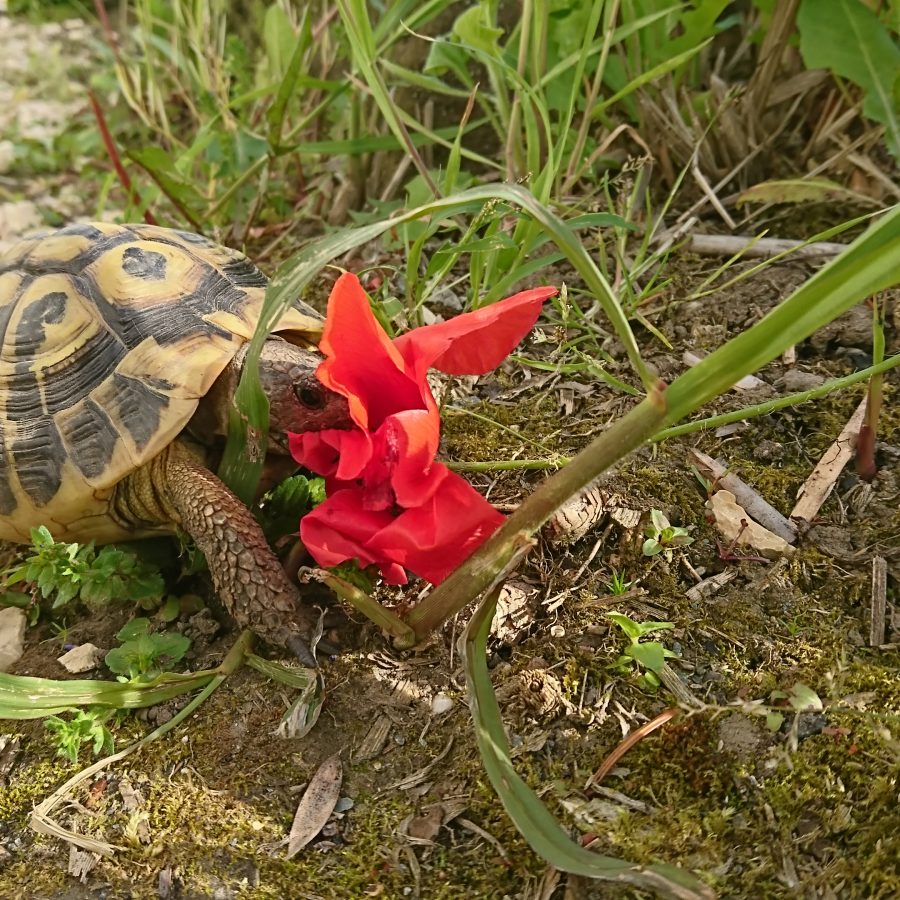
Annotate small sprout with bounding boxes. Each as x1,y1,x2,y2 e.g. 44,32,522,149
642,509,694,561
607,611,678,692
2,526,165,614
105,618,191,681
605,568,634,595
45,708,114,765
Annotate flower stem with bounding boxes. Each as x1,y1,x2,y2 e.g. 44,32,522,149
402,384,668,644
323,575,417,644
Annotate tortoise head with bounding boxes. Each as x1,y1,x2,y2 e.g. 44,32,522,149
255,338,351,450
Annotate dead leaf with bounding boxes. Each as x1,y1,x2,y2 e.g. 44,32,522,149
706,490,794,558
286,754,343,858
406,805,444,842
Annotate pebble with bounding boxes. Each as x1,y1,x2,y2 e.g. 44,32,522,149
431,692,454,715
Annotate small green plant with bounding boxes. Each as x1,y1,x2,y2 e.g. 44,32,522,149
257,473,326,544
642,509,694,561
2,526,165,612
44,708,115,765
105,619,191,681
605,568,634,595
607,611,678,692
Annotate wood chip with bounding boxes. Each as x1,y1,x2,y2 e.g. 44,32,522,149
691,449,797,543
791,397,867,524
67,845,100,880
685,569,738,601
870,556,888,647
353,715,391,762
286,754,342,858
406,804,444,842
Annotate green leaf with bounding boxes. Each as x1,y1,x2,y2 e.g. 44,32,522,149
606,612,643,641
127,147,206,226
626,641,666,674
766,711,785,732
115,618,152,642
453,5,504,56
266,18,310,149
788,682,824,712
797,0,900,157
735,177,878,207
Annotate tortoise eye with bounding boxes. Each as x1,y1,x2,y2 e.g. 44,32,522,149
295,383,326,409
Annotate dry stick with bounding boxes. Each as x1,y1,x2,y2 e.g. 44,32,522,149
869,557,888,647
403,385,668,644
586,708,681,790
690,449,797,544
791,396,868,524
687,234,849,259
88,91,157,226
691,163,735,230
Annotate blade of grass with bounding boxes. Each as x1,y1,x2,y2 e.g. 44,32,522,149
337,0,440,198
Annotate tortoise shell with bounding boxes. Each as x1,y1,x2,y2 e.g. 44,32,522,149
0,222,323,544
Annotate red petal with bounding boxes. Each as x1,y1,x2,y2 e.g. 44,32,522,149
318,273,426,430
373,408,444,507
366,466,505,584
393,287,556,378
289,428,374,481
300,488,408,584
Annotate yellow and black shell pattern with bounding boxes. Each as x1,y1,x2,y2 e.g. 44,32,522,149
0,222,323,543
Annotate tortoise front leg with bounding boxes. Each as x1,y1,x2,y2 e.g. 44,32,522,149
125,442,320,666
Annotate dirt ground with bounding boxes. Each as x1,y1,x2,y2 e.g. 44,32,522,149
1,11,898,900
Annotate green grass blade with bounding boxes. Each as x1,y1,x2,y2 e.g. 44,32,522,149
266,14,311,150
0,669,218,719
336,0,440,196
665,204,900,424
461,589,714,898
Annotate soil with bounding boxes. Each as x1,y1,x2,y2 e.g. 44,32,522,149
1,10,898,900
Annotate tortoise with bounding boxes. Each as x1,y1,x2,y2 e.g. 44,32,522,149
0,222,351,664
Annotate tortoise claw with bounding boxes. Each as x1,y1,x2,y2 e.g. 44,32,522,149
316,637,340,656
286,634,318,668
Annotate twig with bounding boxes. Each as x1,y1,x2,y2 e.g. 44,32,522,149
686,234,848,259
88,90,156,225
691,163,735,230
690,449,797,543
869,556,887,647
585,708,680,789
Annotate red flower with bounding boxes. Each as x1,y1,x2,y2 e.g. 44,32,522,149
290,273,556,584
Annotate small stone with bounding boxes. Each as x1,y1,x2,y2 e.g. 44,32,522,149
0,608,25,672
58,642,105,673
550,624,565,638
431,692,454,715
